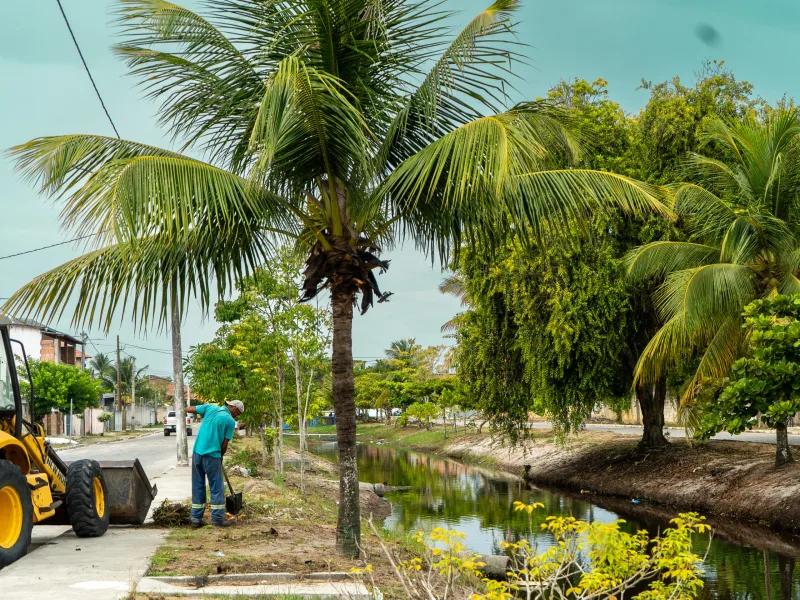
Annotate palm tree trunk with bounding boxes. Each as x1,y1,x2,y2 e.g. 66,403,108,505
171,304,189,467
636,379,668,451
331,288,360,557
776,422,793,467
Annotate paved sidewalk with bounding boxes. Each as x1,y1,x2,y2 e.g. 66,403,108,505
1,528,167,600
1,431,195,599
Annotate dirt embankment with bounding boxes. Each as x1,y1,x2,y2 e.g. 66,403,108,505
359,425,800,534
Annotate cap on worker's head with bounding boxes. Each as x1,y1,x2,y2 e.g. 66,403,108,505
225,400,245,414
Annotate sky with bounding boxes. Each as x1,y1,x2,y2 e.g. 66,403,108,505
0,0,797,378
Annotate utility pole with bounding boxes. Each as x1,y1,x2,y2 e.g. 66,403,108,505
131,357,136,431
80,331,87,371
116,335,122,432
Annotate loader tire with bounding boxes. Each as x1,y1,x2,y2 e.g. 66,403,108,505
66,459,110,538
0,459,33,567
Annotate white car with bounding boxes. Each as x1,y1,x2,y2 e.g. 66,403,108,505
164,411,193,436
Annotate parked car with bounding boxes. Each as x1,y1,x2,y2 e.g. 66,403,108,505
164,411,193,436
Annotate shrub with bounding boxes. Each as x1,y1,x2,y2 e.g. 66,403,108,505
356,505,709,599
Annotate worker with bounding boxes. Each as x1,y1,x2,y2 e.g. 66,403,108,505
185,400,244,528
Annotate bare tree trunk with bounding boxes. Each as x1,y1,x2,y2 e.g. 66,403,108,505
116,336,123,432
442,408,447,440
277,363,285,476
172,305,189,467
293,350,306,497
776,422,793,467
636,379,668,451
332,288,360,557
259,426,268,466
273,416,281,473
304,368,315,442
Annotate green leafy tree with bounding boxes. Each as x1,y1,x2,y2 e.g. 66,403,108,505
19,359,103,420
629,60,763,184
627,109,800,426
3,0,669,555
698,295,800,466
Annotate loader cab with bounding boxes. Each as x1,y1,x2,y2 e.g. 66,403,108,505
0,325,23,439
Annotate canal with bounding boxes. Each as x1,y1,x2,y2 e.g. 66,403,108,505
308,440,800,599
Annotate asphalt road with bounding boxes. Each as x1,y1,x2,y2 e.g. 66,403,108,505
526,422,800,445
57,429,197,481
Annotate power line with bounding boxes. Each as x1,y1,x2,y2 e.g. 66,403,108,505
55,0,120,138
0,232,100,261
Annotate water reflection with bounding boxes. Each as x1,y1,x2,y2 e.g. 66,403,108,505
308,441,800,599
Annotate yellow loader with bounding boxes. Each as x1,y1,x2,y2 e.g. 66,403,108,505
0,324,157,567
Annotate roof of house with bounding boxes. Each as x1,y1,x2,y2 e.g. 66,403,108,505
0,314,83,345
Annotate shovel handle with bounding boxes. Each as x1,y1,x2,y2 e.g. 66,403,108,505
223,468,236,496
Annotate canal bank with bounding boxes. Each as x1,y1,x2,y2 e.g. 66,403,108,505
306,435,800,599
311,423,800,535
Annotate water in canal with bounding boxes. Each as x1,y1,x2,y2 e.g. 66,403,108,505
308,440,800,599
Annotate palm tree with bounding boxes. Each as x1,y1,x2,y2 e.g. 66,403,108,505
89,352,116,392
385,338,419,364
626,110,800,437
117,357,148,395
439,274,469,336
4,0,669,555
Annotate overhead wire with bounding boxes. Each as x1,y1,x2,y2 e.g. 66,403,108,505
0,232,102,261
55,0,120,138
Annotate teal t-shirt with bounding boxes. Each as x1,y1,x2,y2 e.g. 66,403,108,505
193,404,236,458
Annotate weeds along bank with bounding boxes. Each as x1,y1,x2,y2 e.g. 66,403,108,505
325,423,800,534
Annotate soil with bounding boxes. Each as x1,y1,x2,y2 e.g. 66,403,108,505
145,438,408,598
354,424,800,535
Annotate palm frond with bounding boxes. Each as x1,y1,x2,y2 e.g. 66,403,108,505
680,316,746,404
625,241,719,282
385,104,672,258
247,55,370,202
2,226,275,333
9,134,292,245
633,314,689,386
378,0,524,170
113,0,265,171
655,263,759,334
672,183,736,241
438,275,469,306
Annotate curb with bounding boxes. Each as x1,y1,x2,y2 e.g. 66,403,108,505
136,576,369,598
148,572,354,584
57,431,161,452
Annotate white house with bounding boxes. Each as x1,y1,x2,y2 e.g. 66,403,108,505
0,315,84,366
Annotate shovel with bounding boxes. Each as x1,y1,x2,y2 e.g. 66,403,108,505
223,469,243,515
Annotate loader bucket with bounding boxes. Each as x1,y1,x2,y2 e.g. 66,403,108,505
97,460,158,525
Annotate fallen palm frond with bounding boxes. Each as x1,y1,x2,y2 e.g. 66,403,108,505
151,500,192,527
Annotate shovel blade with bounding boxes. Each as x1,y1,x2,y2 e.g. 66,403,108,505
226,492,243,515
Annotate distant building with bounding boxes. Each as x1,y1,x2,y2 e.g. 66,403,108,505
0,315,84,367
166,382,196,406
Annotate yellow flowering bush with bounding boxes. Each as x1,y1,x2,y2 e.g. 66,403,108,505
471,502,708,600
360,505,708,600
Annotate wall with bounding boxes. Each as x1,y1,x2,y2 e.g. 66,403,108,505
590,393,680,425
8,325,42,361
